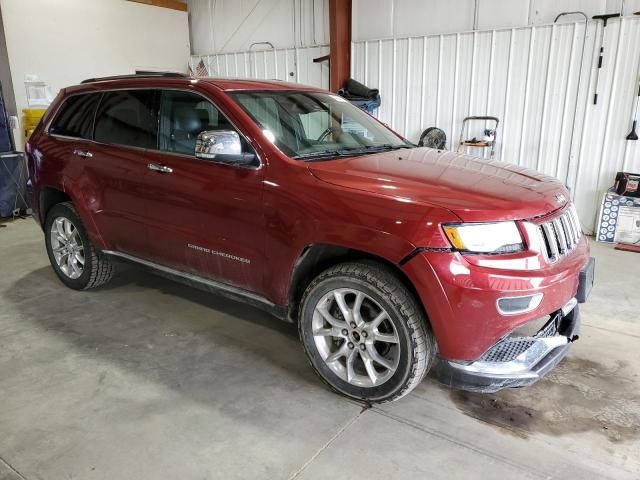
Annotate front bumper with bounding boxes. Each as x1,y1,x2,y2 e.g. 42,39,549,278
401,234,591,360
430,298,581,392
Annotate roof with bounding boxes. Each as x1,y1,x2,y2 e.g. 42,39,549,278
200,78,324,92
70,74,324,94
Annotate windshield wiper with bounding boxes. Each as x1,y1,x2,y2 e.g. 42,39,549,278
293,150,344,161
294,144,413,162
332,144,413,156
363,144,413,151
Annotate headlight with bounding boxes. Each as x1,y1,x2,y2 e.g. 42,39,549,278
442,222,524,253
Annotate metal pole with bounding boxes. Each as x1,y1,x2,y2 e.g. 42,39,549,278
591,13,621,105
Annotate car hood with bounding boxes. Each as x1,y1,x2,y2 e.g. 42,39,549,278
307,148,569,222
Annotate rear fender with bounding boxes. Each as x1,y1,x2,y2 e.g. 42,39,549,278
40,182,107,250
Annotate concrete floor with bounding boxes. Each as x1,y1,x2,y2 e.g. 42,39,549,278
0,219,639,480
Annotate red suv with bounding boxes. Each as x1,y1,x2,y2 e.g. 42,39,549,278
26,73,594,402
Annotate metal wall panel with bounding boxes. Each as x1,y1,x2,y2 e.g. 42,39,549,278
352,17,640,233
190,45,330,90
351,0,635,41
187,0,329,55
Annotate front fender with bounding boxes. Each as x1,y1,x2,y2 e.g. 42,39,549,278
261,164,459,305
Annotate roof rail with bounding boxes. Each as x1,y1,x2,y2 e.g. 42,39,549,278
80,72,189,84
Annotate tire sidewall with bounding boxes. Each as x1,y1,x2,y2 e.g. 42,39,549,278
418,127,435,147
45,203,94,290
300,274,416,402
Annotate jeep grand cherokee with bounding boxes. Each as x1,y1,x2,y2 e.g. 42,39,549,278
25,73,595,402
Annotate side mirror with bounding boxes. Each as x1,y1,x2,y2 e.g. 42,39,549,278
195,130,257,166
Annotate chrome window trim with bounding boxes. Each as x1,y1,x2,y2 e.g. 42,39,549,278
46,86,263,171
48,134,94,143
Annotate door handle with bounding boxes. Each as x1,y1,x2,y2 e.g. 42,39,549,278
147,163,173,174
73,149,93,158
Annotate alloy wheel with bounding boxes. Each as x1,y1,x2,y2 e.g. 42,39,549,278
312,288,400,387
50,217,85,279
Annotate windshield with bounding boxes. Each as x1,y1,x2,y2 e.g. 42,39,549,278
229,91,411,160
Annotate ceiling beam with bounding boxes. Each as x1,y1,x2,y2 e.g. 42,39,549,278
128,0,187,12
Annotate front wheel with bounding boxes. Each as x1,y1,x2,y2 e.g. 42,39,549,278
299,262,436,403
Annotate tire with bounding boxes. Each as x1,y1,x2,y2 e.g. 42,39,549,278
45,202,114,290
299,261,436,403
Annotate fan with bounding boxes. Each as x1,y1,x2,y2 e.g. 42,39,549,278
418,127,447,149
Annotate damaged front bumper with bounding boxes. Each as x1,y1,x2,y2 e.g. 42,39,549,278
431,297,580,393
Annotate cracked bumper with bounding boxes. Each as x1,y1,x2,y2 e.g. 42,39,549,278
431,298,581,393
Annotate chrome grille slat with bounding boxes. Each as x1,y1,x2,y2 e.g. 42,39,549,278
562,214,576,247
560,215,572,248
567,213,579,245
553,218,567,254
538,204,582,263
542,223,560,260
562,216,576,248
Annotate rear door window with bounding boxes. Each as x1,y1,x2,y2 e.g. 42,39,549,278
49,93,101,139
94,90,159,149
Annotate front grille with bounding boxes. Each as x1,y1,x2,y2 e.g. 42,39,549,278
480,315,560,363
537,316,559,338
480,339,535,362
538,204,582,263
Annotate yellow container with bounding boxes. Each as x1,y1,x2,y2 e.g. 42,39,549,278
22,108,47,141
24,127,36,140
23,108,46,121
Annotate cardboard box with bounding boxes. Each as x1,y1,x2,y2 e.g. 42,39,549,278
614,205,640,245
596,190,640,244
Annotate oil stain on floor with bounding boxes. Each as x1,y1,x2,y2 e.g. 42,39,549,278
449,356,640,443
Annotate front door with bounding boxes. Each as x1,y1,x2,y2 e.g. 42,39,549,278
141,89,265,294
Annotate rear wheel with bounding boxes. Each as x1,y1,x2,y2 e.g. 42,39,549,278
299,262,436,403
45,202,114,290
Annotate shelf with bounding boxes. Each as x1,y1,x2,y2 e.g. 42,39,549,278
461,141,492,148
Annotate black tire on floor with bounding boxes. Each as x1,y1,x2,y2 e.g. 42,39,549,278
299,261,436,403
44,202,114,290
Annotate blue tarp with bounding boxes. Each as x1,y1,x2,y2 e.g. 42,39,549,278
0,152,27,217
0,88,12,153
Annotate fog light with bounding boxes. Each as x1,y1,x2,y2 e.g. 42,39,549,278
496,293,543,315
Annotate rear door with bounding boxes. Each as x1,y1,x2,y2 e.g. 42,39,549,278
40,92,102,227
84,89,159,257
140,89,266,293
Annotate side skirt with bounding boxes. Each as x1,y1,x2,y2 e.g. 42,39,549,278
102,250,290,322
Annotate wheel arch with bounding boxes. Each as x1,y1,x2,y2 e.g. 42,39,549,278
38,185,106,249
39,186,72,227
287,243,427,324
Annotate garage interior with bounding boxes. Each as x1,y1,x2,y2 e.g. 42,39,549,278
0,1,639,479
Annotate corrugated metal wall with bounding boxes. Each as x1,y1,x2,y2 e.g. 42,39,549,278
189,45,330,90
187,0,329,55
352,16,640,233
